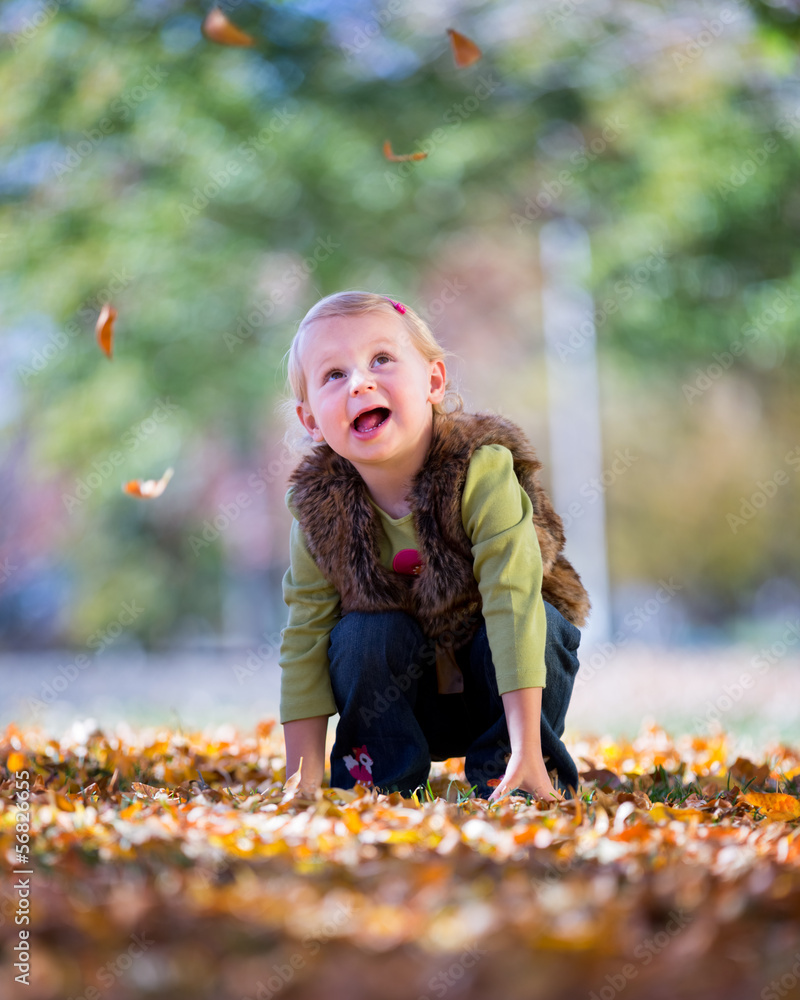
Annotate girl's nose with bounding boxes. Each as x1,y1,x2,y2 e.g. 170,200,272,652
349,369,376,392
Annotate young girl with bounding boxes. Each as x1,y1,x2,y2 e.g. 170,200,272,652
276,290,590,804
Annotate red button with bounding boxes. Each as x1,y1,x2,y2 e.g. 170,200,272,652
392,548,424,575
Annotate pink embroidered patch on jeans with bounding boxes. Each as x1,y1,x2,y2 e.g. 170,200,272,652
343,746,374,785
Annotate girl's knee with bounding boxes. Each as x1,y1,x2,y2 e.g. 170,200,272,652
331,609,420,648
329,610,426,688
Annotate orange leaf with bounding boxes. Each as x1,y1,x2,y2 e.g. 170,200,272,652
446,28,482,68
383,140,428,163
201,8,256,47
123,467,174,499
486,778,502,787
280,756,305,804
729,756,771,786
131,782,181,801
649,802,707,824
7,751,26,772
95,303,116,358
743,791,800,822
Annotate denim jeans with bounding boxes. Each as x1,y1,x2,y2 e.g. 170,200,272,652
327,602,582,800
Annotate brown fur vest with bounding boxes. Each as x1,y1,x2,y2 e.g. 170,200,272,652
287,409,591,663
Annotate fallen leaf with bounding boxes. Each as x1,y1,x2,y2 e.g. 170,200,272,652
446,28,482,68
383,140,428,162
123,467,174,499
201,7,255,47
579,766,622,789
95,303,116,358
131,782,181,802
730,756,771,786
649,802,708,823
742,791,800,822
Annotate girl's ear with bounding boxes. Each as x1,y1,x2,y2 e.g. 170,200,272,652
428,359,447,404
296,403,325,442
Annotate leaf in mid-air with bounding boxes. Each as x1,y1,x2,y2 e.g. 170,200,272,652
95,303,116,358
201,8,256,47
446,28,482,68
383,140,427,162
123,467,174,499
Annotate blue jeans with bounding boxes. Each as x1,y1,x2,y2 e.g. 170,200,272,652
328,602,582,800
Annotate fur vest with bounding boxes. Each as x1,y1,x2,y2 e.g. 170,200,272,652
287,409,591,692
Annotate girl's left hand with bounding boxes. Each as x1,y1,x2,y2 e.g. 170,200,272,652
487,749,565,805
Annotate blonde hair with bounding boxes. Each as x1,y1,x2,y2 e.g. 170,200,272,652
275,290,464,455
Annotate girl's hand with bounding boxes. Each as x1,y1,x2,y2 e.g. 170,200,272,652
487,749,565,805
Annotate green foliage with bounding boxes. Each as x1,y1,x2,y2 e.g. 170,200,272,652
2,1,799,644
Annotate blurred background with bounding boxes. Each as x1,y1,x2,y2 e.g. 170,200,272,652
1,0,799,749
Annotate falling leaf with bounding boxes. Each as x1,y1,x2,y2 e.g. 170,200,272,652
201,7,256,47
742,791,800,822
95,303,116,359
446,28,482,68
123,467,174,499
7,751,26,771
383,140,428,163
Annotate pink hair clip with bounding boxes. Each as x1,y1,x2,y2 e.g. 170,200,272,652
386,298,406,314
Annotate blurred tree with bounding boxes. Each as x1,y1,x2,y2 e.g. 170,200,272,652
0,0,798,647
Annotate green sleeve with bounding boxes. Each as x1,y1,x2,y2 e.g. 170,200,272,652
461,444,548,692
278,487,340,723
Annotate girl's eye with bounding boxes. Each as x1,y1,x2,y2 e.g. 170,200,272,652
324,355,392,383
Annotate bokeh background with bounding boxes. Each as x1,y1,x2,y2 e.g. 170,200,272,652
1,0,799,749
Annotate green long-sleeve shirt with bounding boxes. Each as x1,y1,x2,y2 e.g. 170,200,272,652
278,442,548,724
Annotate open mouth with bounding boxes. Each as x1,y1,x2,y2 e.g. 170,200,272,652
352,407,391,433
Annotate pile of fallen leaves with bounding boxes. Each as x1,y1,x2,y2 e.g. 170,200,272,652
1,720,799,1000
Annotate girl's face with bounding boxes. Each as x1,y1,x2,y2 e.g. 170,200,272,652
296,310,446,468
